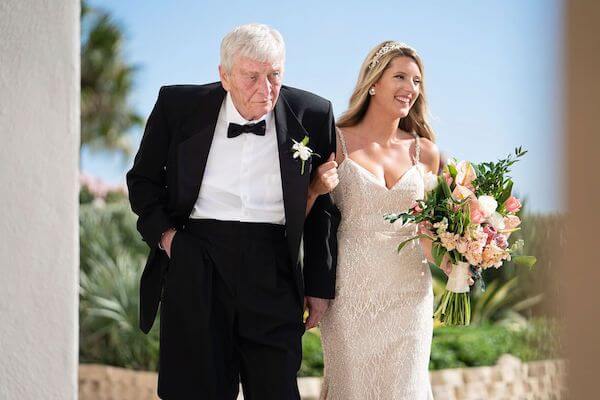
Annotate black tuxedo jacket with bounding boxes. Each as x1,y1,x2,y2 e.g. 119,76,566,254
126,82,340,333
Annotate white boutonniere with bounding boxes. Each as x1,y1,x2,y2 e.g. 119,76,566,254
292,135,320,175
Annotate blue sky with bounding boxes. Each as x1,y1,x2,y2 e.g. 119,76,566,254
83,0,564,212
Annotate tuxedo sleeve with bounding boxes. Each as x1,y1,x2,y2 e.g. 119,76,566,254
302,101,340,299
126,87,174,249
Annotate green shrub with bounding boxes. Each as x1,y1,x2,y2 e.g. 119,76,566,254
510,318,562,362
299,330,324,377
80,202,147,274
430,325,514,369
300,319,561,376
79,246,160,370
429,318,561,370
105,189,128,204
79,201,159,370
79,185,95,204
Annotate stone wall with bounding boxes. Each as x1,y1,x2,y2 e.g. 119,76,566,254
430,355,567,400
79,355,566,400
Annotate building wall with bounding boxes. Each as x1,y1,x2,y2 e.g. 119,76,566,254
0,1,79,399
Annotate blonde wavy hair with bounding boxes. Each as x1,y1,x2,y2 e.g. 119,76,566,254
337,41,436,142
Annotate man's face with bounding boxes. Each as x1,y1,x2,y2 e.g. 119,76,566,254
219,56,284,121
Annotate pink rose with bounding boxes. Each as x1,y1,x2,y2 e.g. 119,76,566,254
504,196,522,213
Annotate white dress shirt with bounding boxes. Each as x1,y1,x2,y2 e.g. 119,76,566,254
189,93,285,224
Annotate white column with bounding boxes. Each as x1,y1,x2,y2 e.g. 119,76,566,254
0,1,79,399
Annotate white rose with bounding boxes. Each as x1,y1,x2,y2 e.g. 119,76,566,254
423,171,438,193
486,211,506,230
477,195,498,218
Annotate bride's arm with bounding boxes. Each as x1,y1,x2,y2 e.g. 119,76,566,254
419,235,451,276
420,236,435,264
416,137,453,274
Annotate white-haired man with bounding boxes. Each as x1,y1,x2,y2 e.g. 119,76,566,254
127,23,339,399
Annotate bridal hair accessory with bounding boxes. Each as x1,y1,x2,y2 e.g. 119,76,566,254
368,42,409,70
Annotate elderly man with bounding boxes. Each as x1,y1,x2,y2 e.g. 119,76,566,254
126,24,339,399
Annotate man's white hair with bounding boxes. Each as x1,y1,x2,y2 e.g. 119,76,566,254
220,23,285,72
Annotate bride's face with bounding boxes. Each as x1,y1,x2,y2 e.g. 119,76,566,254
371,56,421,119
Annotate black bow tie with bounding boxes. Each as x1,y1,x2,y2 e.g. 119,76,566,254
227,120,266,138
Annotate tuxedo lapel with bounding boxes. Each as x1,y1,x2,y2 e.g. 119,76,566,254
176,84,226,214
274,94,311,270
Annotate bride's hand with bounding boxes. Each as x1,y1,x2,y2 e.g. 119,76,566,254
439,256,453,277
309,153,339,197
439,257,475,286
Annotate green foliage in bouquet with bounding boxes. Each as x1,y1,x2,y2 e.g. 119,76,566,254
434,291,471,326
471,147,527,203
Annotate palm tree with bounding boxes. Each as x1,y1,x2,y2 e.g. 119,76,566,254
81,1,142,158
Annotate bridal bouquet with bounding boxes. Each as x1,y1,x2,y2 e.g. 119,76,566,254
384,147,536,326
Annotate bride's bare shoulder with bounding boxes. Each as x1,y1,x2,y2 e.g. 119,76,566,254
417,136,440,173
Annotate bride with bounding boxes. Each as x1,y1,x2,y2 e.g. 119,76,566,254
307,41,443,399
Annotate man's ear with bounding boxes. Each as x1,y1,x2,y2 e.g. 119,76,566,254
218,65,230,91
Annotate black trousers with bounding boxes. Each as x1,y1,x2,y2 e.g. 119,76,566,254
157,219,304,400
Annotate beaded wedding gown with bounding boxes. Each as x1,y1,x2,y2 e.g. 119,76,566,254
319,129,434,400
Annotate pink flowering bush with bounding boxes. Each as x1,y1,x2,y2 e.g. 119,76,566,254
79,172,128,205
